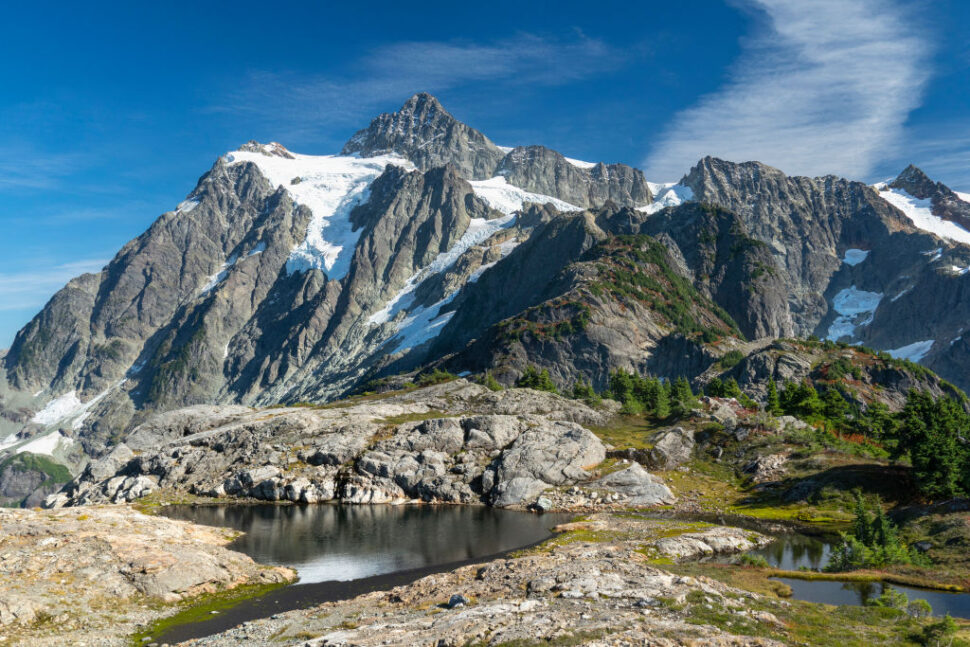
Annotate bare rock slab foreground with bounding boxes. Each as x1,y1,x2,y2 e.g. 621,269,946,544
0,506,294,646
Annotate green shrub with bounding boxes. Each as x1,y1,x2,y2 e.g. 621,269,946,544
481,372,503,392
718,350,744,369
415,368,457,387
516,366,558,393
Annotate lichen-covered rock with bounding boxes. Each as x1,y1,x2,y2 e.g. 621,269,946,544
0,506,294,642
652,526,771,561
593,463,675,506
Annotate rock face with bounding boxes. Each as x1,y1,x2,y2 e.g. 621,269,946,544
6,91,970,503
47,381,615,509
593,463,676,505
496,145,652,208
341,93,505,181
0,506,293,642
651,526,771,561
647,427,695,469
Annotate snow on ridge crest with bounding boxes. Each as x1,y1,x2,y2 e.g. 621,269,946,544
875,184,970,246
226,148,414,279
640,182,694,215
468,176,580,215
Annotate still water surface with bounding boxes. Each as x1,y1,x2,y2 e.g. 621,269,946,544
738,532,970,618
162,503,571,584
153,504,569,642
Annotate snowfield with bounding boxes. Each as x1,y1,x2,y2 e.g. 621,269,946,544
30,391,83,425
842,249,870,266
876,185,970,246
641,182,694,215
887,339,935,363
227,146,413,279
826,286,883,341
469,176,580,215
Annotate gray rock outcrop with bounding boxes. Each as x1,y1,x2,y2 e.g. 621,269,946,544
647,427,695,469
593,463,675,505
46,381,613,509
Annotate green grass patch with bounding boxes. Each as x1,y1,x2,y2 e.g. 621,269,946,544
129,579,291,646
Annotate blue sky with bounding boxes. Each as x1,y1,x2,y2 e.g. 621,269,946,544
1,0,968,347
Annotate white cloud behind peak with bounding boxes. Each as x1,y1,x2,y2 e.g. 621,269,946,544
644,0,931,181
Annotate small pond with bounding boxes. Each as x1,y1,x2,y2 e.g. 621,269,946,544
735,532,970,619
152,503,570,642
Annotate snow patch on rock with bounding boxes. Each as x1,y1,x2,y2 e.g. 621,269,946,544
563,156,596,169
842,249,870,266
469,176,580,215
30,392,83,426
640,183,694,215
826,287,883,341
887,339,935,363
15,431,74,457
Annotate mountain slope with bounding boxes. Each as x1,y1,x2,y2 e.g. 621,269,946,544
3,92,970,482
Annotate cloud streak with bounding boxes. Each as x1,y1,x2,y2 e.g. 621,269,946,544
0,259,107,312
212,33,618,143
644,0,931,181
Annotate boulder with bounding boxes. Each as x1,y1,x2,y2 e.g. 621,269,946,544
593,464,675,506
646,427,694,469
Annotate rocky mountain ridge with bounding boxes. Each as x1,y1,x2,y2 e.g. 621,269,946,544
2,92,969,495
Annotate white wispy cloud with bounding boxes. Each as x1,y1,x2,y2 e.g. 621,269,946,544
211,33,618,141
644,0,931,181
0,146,89,191
0,259,107,311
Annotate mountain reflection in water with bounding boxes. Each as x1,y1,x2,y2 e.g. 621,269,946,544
161,503,570,583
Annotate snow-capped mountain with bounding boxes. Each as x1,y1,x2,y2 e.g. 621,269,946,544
2,92,970,476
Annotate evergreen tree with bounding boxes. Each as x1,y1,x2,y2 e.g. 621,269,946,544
654,380,670,418
608,370,634,403
670,377,697,418
852,490,873,546
766,380,782,415
780,381,823,419
706,377,725,398
516,366,558,393
571,379,598,403
894,390,968,499
723,378,742,399
823,387,850,423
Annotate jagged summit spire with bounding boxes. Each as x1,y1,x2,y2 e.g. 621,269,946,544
341,93,504,180
890,164,941,200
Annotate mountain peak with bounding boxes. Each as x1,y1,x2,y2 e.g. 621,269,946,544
890,164,934,197
400,92,445,112
888,164,970,230
237,141,294,159
341,93,503,180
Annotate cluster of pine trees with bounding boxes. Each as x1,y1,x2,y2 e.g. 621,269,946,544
605,370,698,418
894,390,970,499
827,491,923,570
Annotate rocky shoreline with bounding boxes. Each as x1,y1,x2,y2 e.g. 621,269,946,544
0,506,294,647
173,512,778,647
